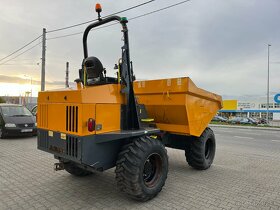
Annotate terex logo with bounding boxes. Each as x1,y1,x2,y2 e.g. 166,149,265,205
49,145,64,154
274,94,280,104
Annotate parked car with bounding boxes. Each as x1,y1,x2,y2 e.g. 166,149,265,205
229,117,257,125
240,117,258,125
0,104,37,138
228,117,243,124
256,118,268,124
212,115,228,122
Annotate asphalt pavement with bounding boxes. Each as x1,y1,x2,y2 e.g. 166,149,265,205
0,127,279,209
212,126,280,153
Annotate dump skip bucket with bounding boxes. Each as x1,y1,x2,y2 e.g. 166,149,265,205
134,77,222,137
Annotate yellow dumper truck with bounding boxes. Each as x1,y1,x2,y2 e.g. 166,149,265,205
37,4,222,201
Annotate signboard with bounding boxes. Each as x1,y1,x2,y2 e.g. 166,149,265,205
238,102,256,110
274,94,280,104
222,100,237,110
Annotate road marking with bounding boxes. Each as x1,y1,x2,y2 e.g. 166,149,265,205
218,130,234,133
234,136,254,139
271,140,280,142
243,132,261,135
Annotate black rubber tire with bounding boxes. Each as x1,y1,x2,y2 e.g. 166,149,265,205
0,129,5,139
64,162,93,177
185,127,216,170
115,136,168,201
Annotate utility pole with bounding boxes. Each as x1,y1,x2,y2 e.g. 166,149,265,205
65,62,69,88
266,44,271,125
41,28,46,91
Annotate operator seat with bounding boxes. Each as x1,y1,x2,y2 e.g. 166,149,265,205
83,56,105,85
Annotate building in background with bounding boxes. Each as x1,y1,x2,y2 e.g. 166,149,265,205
220,94,280,121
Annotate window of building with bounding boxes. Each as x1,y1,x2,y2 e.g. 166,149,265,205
249,112,260,118
261,103,274,108
261,112,273,121
274,103,280,108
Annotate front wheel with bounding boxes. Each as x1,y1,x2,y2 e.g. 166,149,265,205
115,136,168,201
185,127,216,170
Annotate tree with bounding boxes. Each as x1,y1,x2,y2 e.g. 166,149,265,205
0,97,6,103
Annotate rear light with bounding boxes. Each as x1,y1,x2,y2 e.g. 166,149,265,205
88,118,95,132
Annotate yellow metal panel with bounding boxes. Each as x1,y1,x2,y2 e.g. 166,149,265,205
37,103,96,136
38,89,82,103
38,84,125,104
186,94,221,136
37,83,124,136
134,78,188,95
47,103,67,133
95,104,120,134
222,100,237,110
145,105,188,125
37,104,48,128
82,85,124,104
156,123,190,134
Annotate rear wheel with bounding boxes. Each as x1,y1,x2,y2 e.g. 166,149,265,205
64,162,93,177
115,136,168,201
185,127,216,170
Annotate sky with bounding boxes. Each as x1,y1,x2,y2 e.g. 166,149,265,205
0,0,279,99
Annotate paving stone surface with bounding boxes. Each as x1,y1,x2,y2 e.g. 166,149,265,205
0,127,280,209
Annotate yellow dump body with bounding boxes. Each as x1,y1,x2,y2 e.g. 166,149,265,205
134,77,222,137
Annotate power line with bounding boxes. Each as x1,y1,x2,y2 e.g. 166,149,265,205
2,58,39,62
47,31,83,41
47,0,191,41
47,0,155,33
130,0,190,20
0,42,42,66
0,0,191,68
0,1,155,64
47,23,117,41
0,35,42,62
0,63,39,66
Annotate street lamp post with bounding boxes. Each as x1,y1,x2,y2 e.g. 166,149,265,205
267,44,271,124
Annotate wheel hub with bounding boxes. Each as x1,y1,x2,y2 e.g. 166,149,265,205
143,160,153,177
143,153,162,188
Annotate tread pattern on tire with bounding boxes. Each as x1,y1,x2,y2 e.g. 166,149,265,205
64,163,92,177
185,127,216,170
115,136,168,201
